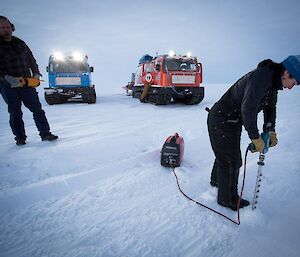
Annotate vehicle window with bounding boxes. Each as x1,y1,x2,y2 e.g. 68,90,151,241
165,58,197,71
51,61,88,73
144,63,153,72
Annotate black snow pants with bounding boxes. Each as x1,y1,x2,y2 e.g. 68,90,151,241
207,100,243,206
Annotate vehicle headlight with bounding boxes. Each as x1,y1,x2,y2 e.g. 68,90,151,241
168,50,175,57
72,52,84,62
53,52,64,61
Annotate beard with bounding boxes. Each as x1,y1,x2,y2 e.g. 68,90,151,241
0,32,12,41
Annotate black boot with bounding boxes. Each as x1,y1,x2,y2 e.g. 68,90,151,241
238,198,250,208
15,138,26,145
41,132,58,141
219,198,249,211
217,164,249,211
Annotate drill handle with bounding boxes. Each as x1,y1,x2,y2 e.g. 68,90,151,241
248,131,271,154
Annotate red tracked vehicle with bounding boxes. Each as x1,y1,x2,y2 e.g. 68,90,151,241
127,53,204,105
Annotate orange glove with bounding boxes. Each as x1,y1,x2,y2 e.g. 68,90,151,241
19,77,41,87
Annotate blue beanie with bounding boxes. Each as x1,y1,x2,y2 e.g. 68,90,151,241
282,55,300,83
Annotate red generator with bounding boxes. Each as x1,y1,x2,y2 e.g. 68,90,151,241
161,133,184,167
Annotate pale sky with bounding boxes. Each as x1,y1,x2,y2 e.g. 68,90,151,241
2,0,300,91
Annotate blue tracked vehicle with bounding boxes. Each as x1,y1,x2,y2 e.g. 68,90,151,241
44,52,96,104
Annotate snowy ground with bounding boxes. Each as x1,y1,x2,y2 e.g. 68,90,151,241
0,84,300,257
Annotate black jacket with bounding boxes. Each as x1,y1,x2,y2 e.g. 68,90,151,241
211,60,284,139
0,36,40,78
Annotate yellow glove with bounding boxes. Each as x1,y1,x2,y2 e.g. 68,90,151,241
269,131,278,147
251,138,265,153
19,77,40,87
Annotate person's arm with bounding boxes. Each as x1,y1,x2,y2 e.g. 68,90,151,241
25,43,40,77
263,91,277,132
263,91,278,147
241,69,272,139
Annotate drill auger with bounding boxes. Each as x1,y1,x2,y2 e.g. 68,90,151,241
248,124,271,210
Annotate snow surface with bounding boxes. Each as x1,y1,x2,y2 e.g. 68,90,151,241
0,84,300,257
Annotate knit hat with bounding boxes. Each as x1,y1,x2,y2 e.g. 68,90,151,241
282,55,300,84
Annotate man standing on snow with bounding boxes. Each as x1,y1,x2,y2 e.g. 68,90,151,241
207,55,300,211
0,16,58,145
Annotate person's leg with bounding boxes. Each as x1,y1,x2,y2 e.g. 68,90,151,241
0,79,26,143
208,111,248,210
226,125,249,209
210,159,218,187
228,164,249,210
208,113,231,203
217,161,230,205
20,88,51,138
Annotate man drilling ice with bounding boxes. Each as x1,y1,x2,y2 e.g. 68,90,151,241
207,55,300,211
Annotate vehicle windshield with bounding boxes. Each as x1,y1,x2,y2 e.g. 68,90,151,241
164,58,197,71
50,61,88,73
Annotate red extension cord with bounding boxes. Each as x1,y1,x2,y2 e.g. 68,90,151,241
171,149,249,225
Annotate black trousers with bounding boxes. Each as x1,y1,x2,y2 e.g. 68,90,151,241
0,78,50,140
207,108,243,205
